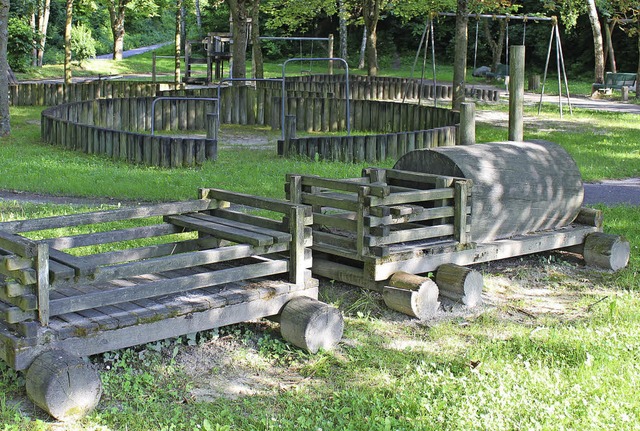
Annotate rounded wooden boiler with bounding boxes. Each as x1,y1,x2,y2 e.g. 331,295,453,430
394,140,584,243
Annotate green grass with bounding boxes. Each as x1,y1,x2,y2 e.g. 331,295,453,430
1,73,639,430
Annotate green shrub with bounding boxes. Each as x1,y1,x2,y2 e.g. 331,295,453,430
7,17,36,72
71,23,97,65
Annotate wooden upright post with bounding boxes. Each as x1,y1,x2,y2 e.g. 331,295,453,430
328,34,335,75
508,45,525,142
458,102,475,145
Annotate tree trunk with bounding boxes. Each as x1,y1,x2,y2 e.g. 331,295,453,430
338,0,347,60
195,0,202,30
227,0,249,81
180,4,186,53
0,0,10,136
31,13,37,66
637,34,640,98
452,0,468,110
483,20,505,72
586,0,605,84
64,0,73,84
175,0,181,84
604,21,616,73
37,0,51,67
250,0,263,78
362,0,380,76
107,0,128,61
358,26,366,69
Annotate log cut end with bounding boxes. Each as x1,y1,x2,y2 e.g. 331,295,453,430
280,296,344,353
383,272,440,319
25,350,102,421
435,263,484,307
583,233,630,271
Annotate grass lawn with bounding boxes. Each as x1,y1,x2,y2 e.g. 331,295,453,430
0,69,639,430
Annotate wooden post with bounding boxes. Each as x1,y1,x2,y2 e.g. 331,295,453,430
508,45,525,142
288,205,306,287
453,179,471,244
528,74,540,91
435,263,483,307
383,272,440,319
206,113,219,140
152,52,157,83
26,350,102,421
328,34,334,75
279,297,344,353
458,102,476,145
622,86,629,102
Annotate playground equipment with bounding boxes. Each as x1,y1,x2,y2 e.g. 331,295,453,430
183,33,233,84
0,189,343,420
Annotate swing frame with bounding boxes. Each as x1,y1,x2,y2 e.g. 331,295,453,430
436,12,571,116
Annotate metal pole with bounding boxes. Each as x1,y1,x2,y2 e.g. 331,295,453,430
538,24,555,115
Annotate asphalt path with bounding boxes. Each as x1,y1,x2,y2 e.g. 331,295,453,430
95,41,172,60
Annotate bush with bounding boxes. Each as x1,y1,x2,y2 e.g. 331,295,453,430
7,18,37,72
71,23,97,65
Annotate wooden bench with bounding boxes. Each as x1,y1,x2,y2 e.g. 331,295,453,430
592,72,637,93
0,188,345,420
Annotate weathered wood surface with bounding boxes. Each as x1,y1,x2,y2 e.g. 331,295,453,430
279,296,344,353
0,191,316,372
25,349,102,421
383,272,440,319
583,233,630,271
435,263,483,307
394,140,584,243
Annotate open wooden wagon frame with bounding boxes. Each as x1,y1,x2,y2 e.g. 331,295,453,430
0,188,343,420
286,140,630,319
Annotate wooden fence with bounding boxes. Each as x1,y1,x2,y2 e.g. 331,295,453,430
278,126,458,162
9,81,176,107
41,99,216,168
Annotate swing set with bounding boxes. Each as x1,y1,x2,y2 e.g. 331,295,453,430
411,12,572,115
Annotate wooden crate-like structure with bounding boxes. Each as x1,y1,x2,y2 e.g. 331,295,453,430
286,168,602,291
0,188,315,371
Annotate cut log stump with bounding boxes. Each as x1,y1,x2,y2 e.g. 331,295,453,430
435,263,483,307
280,296,344,353
383,272,440,319
583,233,630,271
25,349,102,421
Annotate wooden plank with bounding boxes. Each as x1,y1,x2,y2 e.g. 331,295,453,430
43,224,187,250
0,290,37,311
201,188,309,218
385,169,459,187
0,231,38,257
48,260,76,284
0,300,36,324
2,281,34,298
54,236,221,276
300,192,359,212
299,176,389,197
54,282,317,361
210,209,286,233
0,200,216,234
49,260,289,317
372,225,600,281
82,242,290,285
454,180,472,244
365,224,455,247
368,188,454,207
313,231,357,251
186,213,291,244
1,255,32,271
166,215,275,247
313,213,358,232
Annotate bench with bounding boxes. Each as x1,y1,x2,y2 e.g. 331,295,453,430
485,63,509,80
592,72,637,93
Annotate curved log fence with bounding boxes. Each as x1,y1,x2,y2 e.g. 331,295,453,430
39,75,468,166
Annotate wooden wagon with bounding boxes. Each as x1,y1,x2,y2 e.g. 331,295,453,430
286,140,630,318
0,188,343,420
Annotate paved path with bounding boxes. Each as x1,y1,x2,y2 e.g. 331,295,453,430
95,41,172,60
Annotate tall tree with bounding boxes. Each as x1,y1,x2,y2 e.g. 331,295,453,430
587,0,605,84
175,0,181,84
227,0,249,80
362,0,385,76
104,0,130,60
250,0,263,78
34,0,51,66
452,0,468,110
64,0,73,84
0,0,10,136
